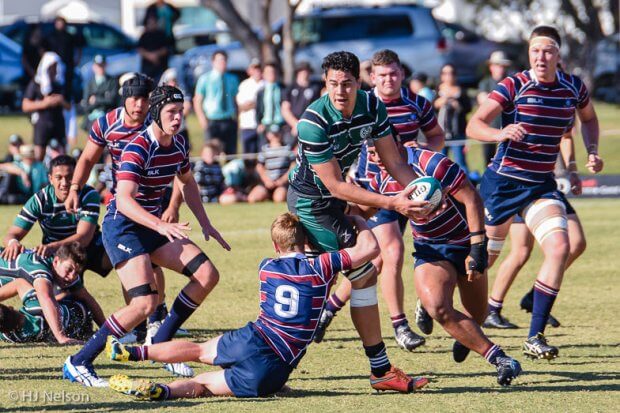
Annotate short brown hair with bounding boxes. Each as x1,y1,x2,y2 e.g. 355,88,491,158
529,26,561,48
371,49,401,68
204,140,223,154
0,304,24,334
271,213,305,252
56,242,87,271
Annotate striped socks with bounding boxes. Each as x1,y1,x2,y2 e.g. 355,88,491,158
390,313,408,329
325,293,345,314
151,290,199,344
364,341,391,377
126,345,149,361
529,280,559,338
73,314,127,365
484,343,507,366
488,297,503,314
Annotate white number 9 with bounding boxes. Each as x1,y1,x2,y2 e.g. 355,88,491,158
274,285,299,318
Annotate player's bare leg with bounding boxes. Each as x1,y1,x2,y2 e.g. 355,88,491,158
350,271,383,346
485,218,514,268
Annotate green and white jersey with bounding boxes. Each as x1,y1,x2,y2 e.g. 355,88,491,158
14,185,100,244
290,90,391,199
0,250,82,291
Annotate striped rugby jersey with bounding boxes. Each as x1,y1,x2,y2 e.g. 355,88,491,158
369,147,469,246
14,185,100,244
357,87,438,185
290,90,391,199
89,107,149,192
258,144,295,181
488,70,589,183
0,250,82,290
254,251,352,366
112,125,190,217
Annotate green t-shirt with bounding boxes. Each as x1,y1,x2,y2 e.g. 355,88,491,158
14,185,100,244
0,308,45,342
15,160,48,196
289,90,391,199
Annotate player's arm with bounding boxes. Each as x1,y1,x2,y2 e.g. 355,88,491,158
161,177,183,223
176,169,230,250
466,99,526,143
343,215,380,268
1,226,28,260
66,140,105,213
576,100,603,174
33,278,80,344
560,131,582,195
422,124,446,152
374,134,419,186
70,287,105,327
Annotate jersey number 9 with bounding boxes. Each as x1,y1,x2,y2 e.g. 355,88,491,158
274,285,299,318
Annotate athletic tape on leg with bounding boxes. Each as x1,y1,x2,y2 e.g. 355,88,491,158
342,261,374,282
523,199,567,245
350,285,378,307
127,283,158,298
487,238,505,256
181,252,210,277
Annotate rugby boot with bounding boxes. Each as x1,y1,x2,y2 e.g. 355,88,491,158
394,324,426,351
63,356,108,387
452,340,471,363
494,356,522,386
313,309,335,343
523,333,559,360
110,375,166,400
415,299,434,335
483,310,518,329
370,366,428,393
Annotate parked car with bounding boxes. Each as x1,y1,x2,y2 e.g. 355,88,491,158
593,33,620,102
0,33,23,109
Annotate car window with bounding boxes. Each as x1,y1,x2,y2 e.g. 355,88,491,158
82,24,132,50
293,14,414,44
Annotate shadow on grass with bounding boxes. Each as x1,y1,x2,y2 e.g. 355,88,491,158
0,400,199,412
426,383,620,394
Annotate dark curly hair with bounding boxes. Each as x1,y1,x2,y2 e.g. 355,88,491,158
322,51,360,79
56,242,87,272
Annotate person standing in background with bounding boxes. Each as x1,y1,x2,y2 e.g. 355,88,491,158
408,72,435,103
236,59,263,155
193,50,239,155
138,15,173,83
21,24,46,86
281,61,321,146
143,0,180,52
255,62,285,141
82,55,118,134
477,51,512,166
435,63,471,173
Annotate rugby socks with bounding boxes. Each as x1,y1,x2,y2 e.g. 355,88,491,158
151,290,198,344
325,294,345,314
390,313,408,329
153,384,171,400
364,341,391,377
488,297,503,314
126,345,149,361
483,343,507,366
529,280,559,337
148,302,168,324
73,315,127,365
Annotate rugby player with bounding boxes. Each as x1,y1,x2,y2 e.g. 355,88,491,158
466,26,603,359
105,213,428,399
315,49,445,350
2,155,110,278
0,242,102,344
287,51,430,392
63,86,230,387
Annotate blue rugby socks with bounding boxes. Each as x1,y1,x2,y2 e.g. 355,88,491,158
325,293,345,314
529,280,559,338
365,341,391,377
484,343,507,366
488,297,504,314
151,290,198,344
73,314,127,365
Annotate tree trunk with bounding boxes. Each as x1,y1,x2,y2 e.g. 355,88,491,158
282,1,298,85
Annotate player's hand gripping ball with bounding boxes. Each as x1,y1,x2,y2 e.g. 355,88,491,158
406,177,443,212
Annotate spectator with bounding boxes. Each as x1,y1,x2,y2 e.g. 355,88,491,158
0,145,48,203
22,51,69,161
159,68,192,143
256,62,285,138
138,15,173,82
193,50,239,155
143,0,180,50
21,24,46,85
3,135,23,163
408,72,435,102
219,159,249,205
477,51,512,166
0,135,24,203
81,55,118,133
434,63,471,173
193,141,225,203
236,59,263,155
247,125,295,203
359,60,373,90
44,139,64,170
281,61,321,145
48,16,83,99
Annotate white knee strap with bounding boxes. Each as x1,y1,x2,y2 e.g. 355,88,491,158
487,238,505,255
523,199,567,245
532,216,568,244
523,199,566,227
350,285,378,307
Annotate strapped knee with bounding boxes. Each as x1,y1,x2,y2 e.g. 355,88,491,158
350,285,378,307
182,252,210,277
342,261,375,282
127,283,158,298
523,199,568,244
487,237,505,257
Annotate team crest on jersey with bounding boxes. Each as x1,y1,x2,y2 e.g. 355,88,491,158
409,113,418,122
360,126,372,139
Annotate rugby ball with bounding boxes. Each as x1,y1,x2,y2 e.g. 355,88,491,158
406,177,443,210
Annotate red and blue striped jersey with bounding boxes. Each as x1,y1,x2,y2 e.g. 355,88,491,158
111,125,190,217
370,147,469,246
254,251,352,366
357,87,438,185
488,70,589,183
89,108,149,193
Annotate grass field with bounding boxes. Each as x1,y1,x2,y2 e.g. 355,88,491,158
0,198,618,412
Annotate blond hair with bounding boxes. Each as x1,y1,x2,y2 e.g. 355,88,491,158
271,213,305,251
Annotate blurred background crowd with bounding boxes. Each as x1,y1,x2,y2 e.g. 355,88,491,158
0,0,616,205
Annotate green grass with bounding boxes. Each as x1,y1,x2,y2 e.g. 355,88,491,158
2,101,619,172
0,199,619,412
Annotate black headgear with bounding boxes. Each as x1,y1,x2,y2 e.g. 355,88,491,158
120,73,154,104
148,85,184,130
